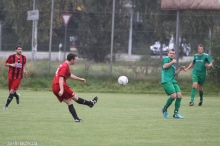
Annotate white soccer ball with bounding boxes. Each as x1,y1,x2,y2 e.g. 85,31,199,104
118,76,128,85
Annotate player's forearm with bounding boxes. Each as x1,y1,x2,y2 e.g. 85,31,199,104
23,64,26,71
59,77,64,91
70,74,81,81
207,62,213,67
5,63,14,67
185,63,193,71
175,68,181,75
163,62,173,69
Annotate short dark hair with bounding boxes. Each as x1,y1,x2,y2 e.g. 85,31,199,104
168,49,175,52
15,45,22,50
198,44,204,48
67,53,77,61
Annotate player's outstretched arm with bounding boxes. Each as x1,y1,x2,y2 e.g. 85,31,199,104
184,62,194,72
70,74,86,83
175,66,185,75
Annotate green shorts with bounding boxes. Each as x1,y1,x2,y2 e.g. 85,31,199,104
162,82,181,96
192,74,206,86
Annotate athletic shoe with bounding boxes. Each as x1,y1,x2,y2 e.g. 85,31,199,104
3,105,8,110
161,108,169,118
16,94,20,104
173,113,184,119
89,96,98,108
198,101,203,106
189,102,194,106
75,118,83,123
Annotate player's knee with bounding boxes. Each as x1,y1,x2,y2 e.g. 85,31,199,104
64,99,72,105
198,86,203,91
71,94,78,101
9,90,16,94
170,93,177,98
192,82,198,88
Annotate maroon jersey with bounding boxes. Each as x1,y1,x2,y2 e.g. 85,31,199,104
5,54,26,79
53,62,71,85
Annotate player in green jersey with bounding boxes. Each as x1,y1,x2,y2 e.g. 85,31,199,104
161,49,185,119
185,44,212,106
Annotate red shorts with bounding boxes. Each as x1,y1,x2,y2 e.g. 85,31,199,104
8,78,21,91
52,84,75,102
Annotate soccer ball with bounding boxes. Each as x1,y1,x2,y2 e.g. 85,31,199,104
118,76,128,85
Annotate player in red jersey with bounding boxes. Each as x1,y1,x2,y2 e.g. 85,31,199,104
3,45,28,109
52,53,98,122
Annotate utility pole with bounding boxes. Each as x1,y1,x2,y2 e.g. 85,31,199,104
175,10,180,76
48,0,54,73
110,0,115,75
31,0,38,61
128,12,133,57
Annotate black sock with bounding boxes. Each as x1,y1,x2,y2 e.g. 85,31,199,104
68,104,79,120
76,97,91,106
6,94,14,107
14,92,19,98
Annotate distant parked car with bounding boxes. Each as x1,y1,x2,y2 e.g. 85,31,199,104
150,42,169,55
168,37,191,56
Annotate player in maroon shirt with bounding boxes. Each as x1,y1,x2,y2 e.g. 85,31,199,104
52,53,98,122
3,45,28,109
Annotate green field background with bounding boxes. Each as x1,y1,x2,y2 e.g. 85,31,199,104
1,90,219,146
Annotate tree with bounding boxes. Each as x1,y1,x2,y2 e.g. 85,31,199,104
207,35,220,85
77,0,130,62
1,0,131,62
1,0,83,44
130,0,220,53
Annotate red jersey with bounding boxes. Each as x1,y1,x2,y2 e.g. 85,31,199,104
5,54,26,79
53,62,71,85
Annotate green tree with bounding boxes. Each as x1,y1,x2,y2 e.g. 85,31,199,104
1,0,83,44
77,0,130,62
207,35,220,85
130,0,220,53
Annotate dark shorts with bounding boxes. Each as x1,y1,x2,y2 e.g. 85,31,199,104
192,74,206,86
162,82,181,96
52,84,75,102
8,78,21,91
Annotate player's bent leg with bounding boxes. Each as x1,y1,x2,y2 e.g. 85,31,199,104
164,93,176,109
73,94,98,108
162,95,176,119
71,93,78,101
13,92,20,104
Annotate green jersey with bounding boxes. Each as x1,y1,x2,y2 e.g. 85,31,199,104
192,53,212,75
161,56,177,83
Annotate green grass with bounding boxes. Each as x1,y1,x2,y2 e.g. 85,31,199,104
1,90,220,146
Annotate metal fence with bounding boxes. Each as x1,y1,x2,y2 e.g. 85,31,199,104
0,0,220,77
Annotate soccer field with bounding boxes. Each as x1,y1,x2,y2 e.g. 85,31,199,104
0,90,219,146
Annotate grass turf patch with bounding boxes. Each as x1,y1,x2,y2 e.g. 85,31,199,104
0,90,220,146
